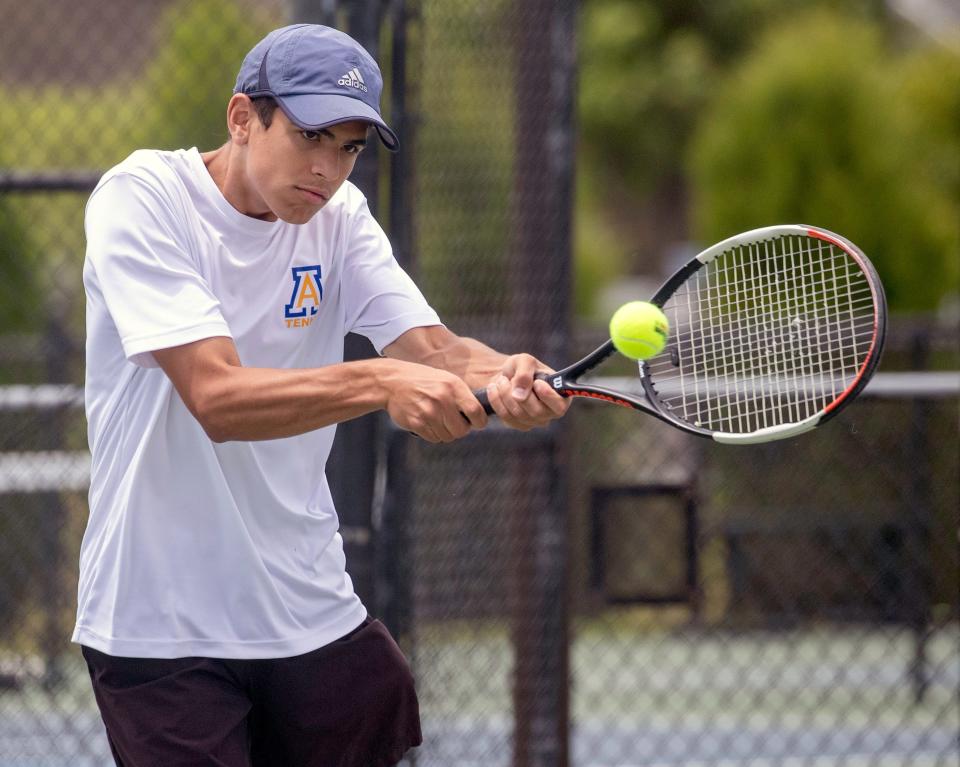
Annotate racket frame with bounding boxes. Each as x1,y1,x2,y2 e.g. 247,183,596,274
532,225,887,444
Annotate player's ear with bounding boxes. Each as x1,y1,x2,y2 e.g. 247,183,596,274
226,93,255,145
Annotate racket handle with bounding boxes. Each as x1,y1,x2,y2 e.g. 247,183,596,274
472,373,558,416
473,387,495,415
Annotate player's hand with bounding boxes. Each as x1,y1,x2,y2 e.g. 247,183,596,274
383,361,487,443
484,354,570,431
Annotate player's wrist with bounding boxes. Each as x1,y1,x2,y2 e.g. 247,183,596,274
366,357,413,411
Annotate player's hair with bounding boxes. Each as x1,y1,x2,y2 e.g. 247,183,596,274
251,96,279,128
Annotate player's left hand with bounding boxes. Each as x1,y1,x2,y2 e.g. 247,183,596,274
485,354,570,431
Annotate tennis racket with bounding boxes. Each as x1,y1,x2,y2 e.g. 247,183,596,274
477,225,886,444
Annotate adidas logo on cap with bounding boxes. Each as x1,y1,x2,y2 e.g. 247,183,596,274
337,68,368,93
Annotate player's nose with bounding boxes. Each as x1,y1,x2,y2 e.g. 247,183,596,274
311,147,341,180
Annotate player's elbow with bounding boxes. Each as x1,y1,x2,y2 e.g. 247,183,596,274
154,339,246,442
186,387,236,443
200,417,232,444
200,404,243,443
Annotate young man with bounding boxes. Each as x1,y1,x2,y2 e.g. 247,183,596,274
74,23,568,767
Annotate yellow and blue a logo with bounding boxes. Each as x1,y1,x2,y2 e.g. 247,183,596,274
284,265,323,328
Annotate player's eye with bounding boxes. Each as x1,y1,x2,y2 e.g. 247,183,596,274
343,144,363,155
300,130,322,142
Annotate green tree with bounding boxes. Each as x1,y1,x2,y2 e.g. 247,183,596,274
414,0,514,319
142,0,274,152
689,10,959,311
0,203,40,333
0,0,278,339
574,0,888,315
578,0,886,196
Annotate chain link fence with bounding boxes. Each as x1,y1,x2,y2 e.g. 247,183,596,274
394,355,959,767
0,1,286,763
1,1,958,766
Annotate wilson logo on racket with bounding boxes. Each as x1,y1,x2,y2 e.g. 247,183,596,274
284,265,323,328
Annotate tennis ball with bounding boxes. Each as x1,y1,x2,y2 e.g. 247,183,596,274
609,301,669,360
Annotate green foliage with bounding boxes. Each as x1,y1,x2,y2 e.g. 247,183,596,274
574,0,916,316
142,0,273,152
0,0,278,337
579,1,712,194
0,86,146,336
689,10,959,311
0,202,38,332
578,0,882,195
0,87,146,170
414,0,514,319
894,42,960,220
573,166,627,316
0,0,274,168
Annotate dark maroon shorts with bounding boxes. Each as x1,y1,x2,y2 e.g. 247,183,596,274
81,618,421,767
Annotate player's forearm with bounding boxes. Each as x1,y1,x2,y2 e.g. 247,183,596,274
435,338,508,389
387,329,511,389
185,358,400,442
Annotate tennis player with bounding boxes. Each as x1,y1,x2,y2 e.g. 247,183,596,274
74,23,568,767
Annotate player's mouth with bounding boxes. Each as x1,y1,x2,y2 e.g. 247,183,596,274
296,186,328,204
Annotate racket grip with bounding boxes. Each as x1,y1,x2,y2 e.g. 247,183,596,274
473,387,496,415
472,372,557,416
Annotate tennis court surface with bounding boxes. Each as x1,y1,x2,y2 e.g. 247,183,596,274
1,624,956,766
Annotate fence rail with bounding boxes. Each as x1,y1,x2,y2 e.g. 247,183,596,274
0,171,101,193
3,371,956,493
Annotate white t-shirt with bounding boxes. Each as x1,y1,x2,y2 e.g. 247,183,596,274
73,148,440,659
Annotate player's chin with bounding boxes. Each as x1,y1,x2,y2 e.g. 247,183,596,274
274,197,327,225
276,205,323,225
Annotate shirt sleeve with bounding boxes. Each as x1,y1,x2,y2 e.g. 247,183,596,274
340,196,441,354
84,172,232,368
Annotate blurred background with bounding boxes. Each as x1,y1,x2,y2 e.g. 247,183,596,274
0,1,957,766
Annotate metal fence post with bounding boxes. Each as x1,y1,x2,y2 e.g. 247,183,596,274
907,329,934,702
509,2,576,765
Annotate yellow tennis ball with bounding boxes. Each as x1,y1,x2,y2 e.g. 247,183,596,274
609,301,669,360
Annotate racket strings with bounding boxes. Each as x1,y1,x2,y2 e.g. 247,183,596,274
712,237,867,429
715,237,866,428
648,235,877,434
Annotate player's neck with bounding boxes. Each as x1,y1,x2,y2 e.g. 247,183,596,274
201,143,277,222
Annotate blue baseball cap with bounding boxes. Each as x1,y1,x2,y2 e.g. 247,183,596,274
234,24,398,151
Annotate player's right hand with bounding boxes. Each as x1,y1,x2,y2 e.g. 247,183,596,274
382,361,488,443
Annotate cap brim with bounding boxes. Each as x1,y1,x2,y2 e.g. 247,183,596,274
277,93,399,152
